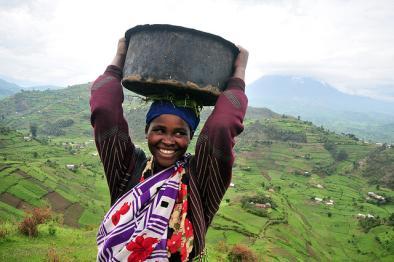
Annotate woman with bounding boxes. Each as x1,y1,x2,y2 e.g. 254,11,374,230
90,37,248,261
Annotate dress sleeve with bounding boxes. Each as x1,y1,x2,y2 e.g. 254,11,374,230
90,65,139,205
191,77,248,225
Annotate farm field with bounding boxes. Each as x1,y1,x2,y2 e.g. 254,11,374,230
0,85,393,261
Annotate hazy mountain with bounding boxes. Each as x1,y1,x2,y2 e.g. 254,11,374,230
0,78,22,99
0,78,62,99
246,75,394,143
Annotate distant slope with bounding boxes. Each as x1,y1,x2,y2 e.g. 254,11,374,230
247,75,394,143
0,84,93,137
0,78,62,100
0,79,22,99
362,145,394,189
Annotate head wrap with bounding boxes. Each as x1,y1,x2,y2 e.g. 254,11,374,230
146,100,200,132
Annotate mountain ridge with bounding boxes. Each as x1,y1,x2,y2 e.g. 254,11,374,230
246,75,394,143
0,77,62,99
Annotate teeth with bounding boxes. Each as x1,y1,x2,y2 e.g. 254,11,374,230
160,149,175,154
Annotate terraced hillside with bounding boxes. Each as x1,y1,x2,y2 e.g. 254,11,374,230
206,117,394,260
0,85,393,261
0,127,110,227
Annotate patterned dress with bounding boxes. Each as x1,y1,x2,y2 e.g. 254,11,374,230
90,65,248,259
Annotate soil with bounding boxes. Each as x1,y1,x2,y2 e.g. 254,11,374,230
64,203,84,227
44,192,72,212
43,191,84,227
0,192,33,210
2,169,85,228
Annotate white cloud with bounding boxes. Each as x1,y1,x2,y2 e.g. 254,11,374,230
0,0,393,100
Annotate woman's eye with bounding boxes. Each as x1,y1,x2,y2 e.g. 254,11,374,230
175,131,187,136
153,128,164,134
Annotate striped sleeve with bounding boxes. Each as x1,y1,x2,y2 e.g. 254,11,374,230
192,77,248,225
90,65,138,205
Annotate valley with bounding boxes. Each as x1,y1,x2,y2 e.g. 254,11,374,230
0,84,393,261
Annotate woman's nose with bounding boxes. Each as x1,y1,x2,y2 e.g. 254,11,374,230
162,134,175,144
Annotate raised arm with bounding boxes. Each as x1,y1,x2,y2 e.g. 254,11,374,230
191,46,249,225
90,38,139,205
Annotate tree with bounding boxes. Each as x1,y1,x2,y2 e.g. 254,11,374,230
30,123,38,138
388,213,394,226
324,141,336,152
336,149,348,161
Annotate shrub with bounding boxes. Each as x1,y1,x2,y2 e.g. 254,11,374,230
0,225,8,239
387,213,394,226
358,217,381,233
19,207,52,237
216,240,228,253
32,207,51,224
47,248,60,262
55,119,74,128
30,123,38,138
48,222,56,236
227,244,257,262
336,149,348,161
19,216,38,237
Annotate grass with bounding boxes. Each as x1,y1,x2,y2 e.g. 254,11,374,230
0,96,393,260
0,222,97,261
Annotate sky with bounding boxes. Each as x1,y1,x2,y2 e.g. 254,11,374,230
0,0,393,101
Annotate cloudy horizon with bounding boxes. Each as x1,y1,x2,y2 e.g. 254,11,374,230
0,0,393,101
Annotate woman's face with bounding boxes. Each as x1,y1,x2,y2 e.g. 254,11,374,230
146,114,191,169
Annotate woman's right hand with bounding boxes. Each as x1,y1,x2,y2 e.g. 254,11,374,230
111,37,127,69
232,45,249,82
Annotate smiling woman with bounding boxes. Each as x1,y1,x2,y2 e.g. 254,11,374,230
146,113,191,169
90,33,248,261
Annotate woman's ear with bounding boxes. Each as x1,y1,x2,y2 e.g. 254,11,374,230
145,124,149,138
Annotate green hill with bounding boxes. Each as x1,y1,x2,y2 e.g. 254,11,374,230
0,85,393,261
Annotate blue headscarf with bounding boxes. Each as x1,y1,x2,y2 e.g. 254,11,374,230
146,100,200,132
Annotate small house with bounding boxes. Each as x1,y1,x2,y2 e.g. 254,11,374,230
325,199,334,205
255,202,271,209
66,164,77,171
366,214,375,219
367,192,385,202
314,197,323,202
